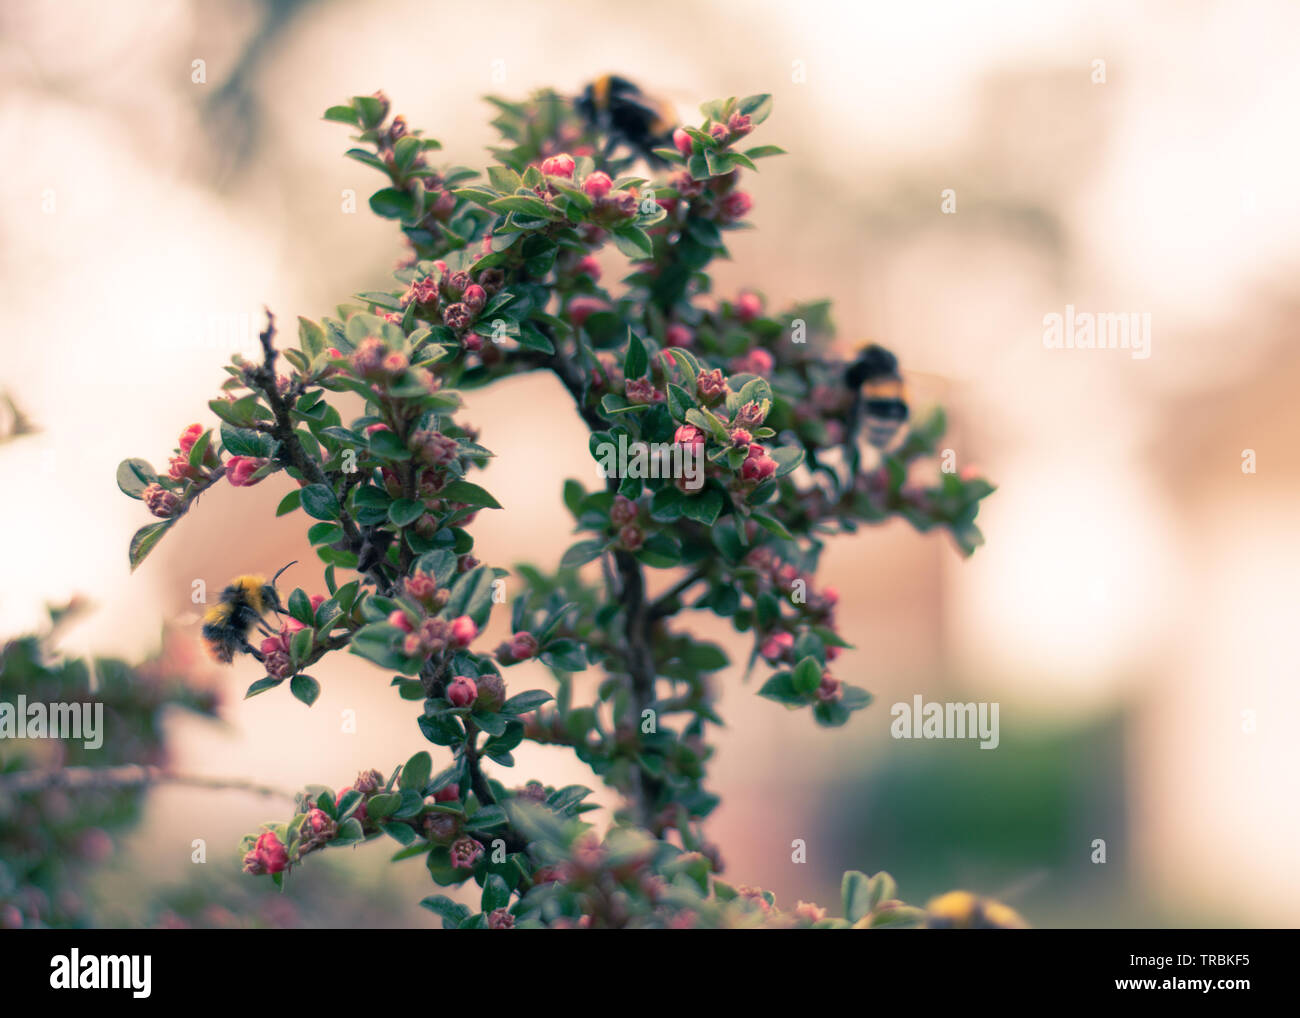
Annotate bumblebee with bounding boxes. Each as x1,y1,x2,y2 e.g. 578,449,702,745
575,74,677,167
924,891,1028,930
846,343,910,451
201,562,295,663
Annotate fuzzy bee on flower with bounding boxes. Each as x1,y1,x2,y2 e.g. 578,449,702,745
201,562,295,663
575,74,678,167
845,343,910,453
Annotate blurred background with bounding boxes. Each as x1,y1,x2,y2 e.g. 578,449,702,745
1,0,1298,928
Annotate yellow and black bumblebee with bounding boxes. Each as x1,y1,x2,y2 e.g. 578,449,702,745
201,562,295,663
575,74,677,167
845,343,910,451
923,891,1028,930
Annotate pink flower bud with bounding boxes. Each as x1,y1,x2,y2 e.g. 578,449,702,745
760,632,795,662
726,112,753,139
625,378,663,405
476,672,507,711
672,128,693,156
665,323,694,348
509,632,539,660
350,336,388,378
178,423,204,454
735,291,763,323
447,676,478,708
260,635,286,656
733,348,774,376
389,611,414,633
674,424,706,450
462,284,487,312
567,296,609,328
487,908,515,930
733,401,767,428
449,615,478,648
740,446,777,481
167,454,194,481
719,190,753,223
583,171,613,199
449,835,485,869
265,651,293,680
226,455,267,487
696,368,727,403
442,302,472,331
540,153,576,178
730,428,753,447
576,256,602,281
709,122,730,145
610,494,639,526
619,524,644,550
244,831,289,875
816,673,842,703
434,783,460,803
144,483,181,519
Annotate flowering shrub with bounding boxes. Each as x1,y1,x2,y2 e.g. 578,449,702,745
115,84,1013,928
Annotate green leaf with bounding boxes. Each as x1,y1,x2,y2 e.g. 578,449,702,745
680,487,723,526
400,751,432,792
736,93,774,125
757,672,802,706
623,330,647,380
245,676,284,699
381,821,417,846
744,144,786,159
300,484,340,520
367,792,400,820
370,187,417,220
289,674,320,706
560,539,605,568
420,895,472,930
116,458,156,499
323,104,360,126
771,446,805,478
388,498,426,527
443,566,497,628
842,870,872,923
611,226,652,259
288,588,314,625
751,512,792,539
541,639,587,672
501,690,553,715
438,479,501,510
489,194,557,218
792,655,822,696
128,520,174,572
481,874,510,912
298,316,327,358
465,805,507,832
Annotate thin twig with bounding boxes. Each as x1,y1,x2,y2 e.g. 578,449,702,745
0,764,294,800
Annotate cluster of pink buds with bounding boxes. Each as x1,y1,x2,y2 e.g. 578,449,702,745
242,831,289,875
143,483,181,519
336,768,385,825
739,443,777,482
673,424,706,451
494,630,539,664
449,835,485,869
816,671,843,703
299,808,336,849
696,368,726,405
625,377,664,405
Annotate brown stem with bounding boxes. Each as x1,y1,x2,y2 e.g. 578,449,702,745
0,764,294,800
